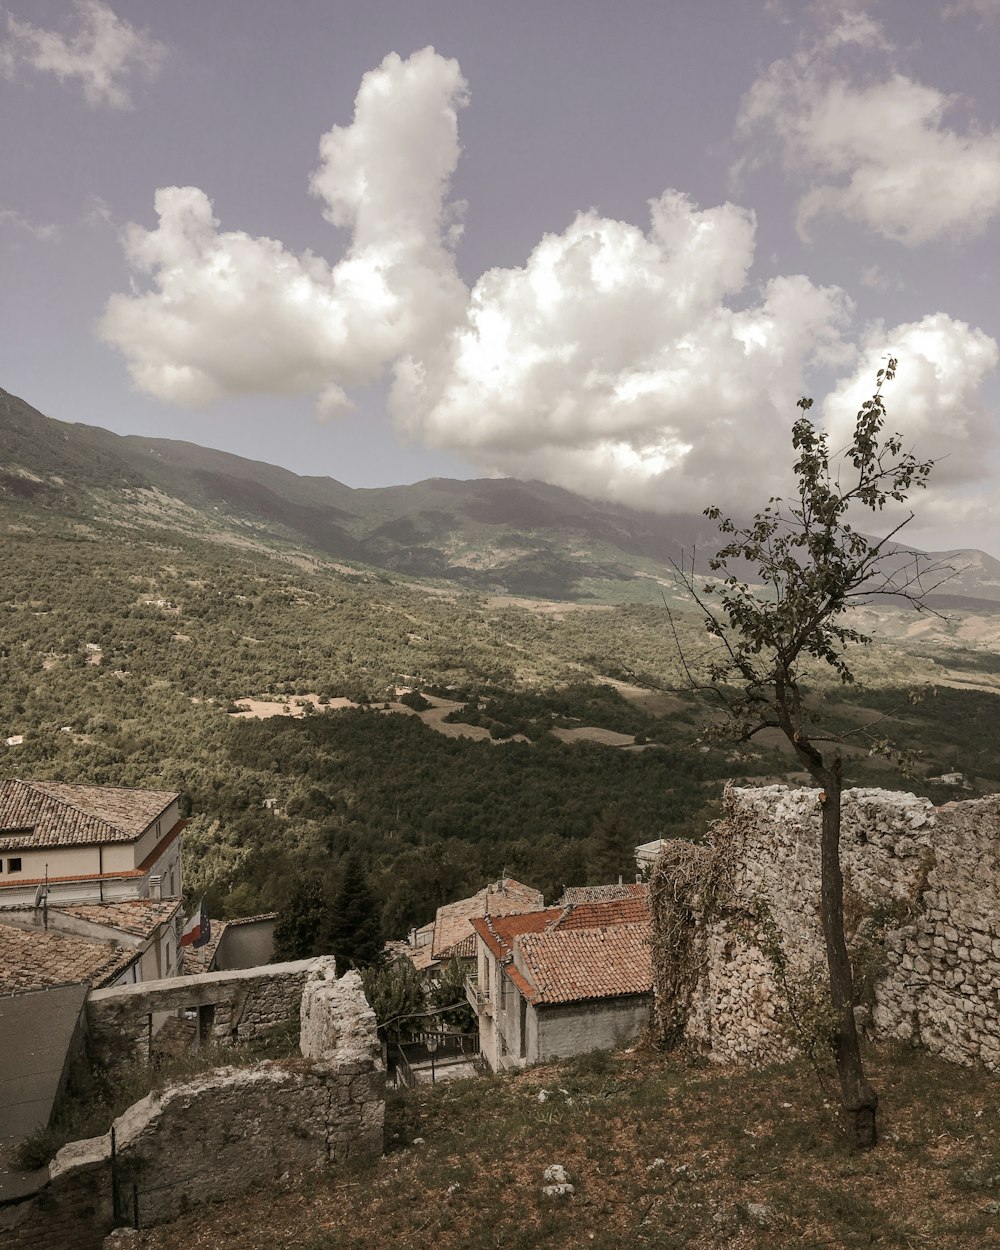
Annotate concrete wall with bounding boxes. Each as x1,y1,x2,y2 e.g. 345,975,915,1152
532,994,651,1063
214,916,276,971
650,785,1000,1071
86,959,315,1069
0,964,384,1248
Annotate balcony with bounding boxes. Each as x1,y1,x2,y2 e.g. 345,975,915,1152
465,974,493,1018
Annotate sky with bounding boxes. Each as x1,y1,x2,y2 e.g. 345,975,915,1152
1,0,999,552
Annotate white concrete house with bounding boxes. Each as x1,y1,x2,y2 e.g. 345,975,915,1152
0,779,185,908
467,887,653,1072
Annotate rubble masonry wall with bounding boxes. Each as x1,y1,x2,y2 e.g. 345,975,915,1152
650,786,1000,1070
85,958,316,1069
0,963,384,1248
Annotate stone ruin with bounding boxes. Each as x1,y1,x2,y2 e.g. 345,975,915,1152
649,784,1000,1071
0,959,384,1250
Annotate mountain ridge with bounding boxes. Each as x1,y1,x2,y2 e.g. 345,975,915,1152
3,385,998,606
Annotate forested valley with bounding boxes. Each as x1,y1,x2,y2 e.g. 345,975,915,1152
3,497,1000,946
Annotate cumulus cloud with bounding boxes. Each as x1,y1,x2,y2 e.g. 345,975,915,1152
100,48,469,414
0,0,165,109
392,192,854,512
824,314,999,483
736,16,1000,244
822,315,999,537
101,45,999,528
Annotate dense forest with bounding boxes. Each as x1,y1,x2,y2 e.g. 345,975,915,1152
2,507,1000,944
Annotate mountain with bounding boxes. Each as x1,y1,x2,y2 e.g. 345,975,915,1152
2,385,998,607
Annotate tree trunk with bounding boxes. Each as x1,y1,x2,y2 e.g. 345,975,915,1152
818,764,878,1149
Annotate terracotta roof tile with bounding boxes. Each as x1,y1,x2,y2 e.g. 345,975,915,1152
559,883,648,906
54,899,181,940
473,892,654,1008
514,923,652,1005
431,878,544,960
471,908,563,960
0,921,137,992
0,779,179,850
552,893,650,931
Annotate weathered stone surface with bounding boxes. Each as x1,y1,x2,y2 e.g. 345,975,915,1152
86,959,319,1070
0,968,385,1248
651,785,1000,1074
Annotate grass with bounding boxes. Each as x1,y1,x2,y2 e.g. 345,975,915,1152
126,1040,1000,1249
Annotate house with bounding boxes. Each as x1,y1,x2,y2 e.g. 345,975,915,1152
467,886,652,1072
0,896,185,989
634,839,669,875
0,779,185,908
399,878,545,980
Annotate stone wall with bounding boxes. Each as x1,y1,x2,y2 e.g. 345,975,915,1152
650,785,1000,1070
86,958,315,1070
0,963,384,1247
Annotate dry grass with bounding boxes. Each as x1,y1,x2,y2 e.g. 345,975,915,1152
127,1042,1000,1249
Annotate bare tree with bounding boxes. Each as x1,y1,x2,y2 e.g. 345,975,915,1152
671,359,945,1149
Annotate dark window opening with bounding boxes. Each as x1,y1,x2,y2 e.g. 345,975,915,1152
7,858,22,873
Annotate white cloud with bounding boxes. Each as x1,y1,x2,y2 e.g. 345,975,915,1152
736,17,1000,245
0,207,59,241
100,46,1000,531
822,315,999,535
100,48,469,414
0,0,164,109
392,192,854,512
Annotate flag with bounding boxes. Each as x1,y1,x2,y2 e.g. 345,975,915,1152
179,898,211,949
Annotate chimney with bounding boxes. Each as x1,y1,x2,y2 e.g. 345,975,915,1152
148,874,162,900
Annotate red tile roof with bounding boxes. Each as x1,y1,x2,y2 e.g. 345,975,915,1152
471,908,562,960
0,780,179,850
514,923,652,1005
472,891,653,1007
553,893,650,931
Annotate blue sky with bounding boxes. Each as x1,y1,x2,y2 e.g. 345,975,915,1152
1,1,999,550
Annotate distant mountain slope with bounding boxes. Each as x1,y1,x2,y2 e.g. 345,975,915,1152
2,385,998,606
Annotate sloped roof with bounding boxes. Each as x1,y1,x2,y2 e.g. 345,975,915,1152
0,920,137,992
553,892,650,931
559,882,648,906
0,982,88,1148
431,878,544,960
0,779,179,850
514,923,652,1005
472,890,653,1008
471,908,563,961
55,898,180,939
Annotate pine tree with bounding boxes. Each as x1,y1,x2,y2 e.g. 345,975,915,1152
324,853,384,970
272,872,329,961
586,803,639,884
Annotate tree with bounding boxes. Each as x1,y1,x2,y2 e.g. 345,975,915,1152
672,359,940,1149
431,955,476,1031
272,871,329,961
586,802,640,884
361,959,426,1044
325,852,384,970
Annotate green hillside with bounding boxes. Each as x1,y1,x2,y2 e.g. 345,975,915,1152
2,383,1000,936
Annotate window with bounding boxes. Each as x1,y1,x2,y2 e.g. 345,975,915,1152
7,858,22,873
